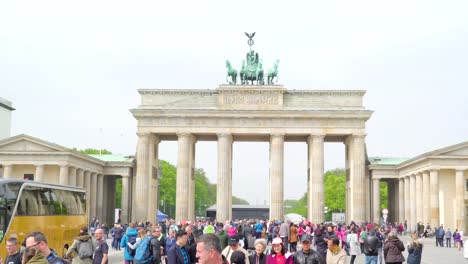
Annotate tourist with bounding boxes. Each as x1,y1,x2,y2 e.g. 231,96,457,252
93,228,108,264
120,223,139,264
3,237,22,264
383,231,405,264
278,221,290,249
363,228,379,264
445,228,452,248
265,237,293,264
407,232,422,264
230,251,246,264
326,236,346,264
216,224,228,250
167,230,189,264
254,221,264,239
288,223,298,253
221,235,250,264
166,227,177,254
294,234,325,264
196,234,227,264
150,226,166,264
455,229,462,251
346,228,360,264
25,231,67,264
314,225,328,258
65,226,95,264
22,246,48,264
248,239,267,264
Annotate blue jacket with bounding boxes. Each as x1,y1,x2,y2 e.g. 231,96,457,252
121,228,139,260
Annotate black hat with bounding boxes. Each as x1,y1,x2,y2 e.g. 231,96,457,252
176,229,187,239
228,234,240,246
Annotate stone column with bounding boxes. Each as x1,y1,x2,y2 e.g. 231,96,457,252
134,133,152,222
307,134,324,223
176,133,192,221
430,169,440,228
59,165,69,185
348,134,366,222
422,171,430,225
188,137,196,221
83,171,91,216
90,172,97,219
121,175,130,223
456,170,465,229
3,164,13,178
35,164,45,182
416,173,423,223
146,135,159,224
373,178,380,223
97,174,104,221
216,133,232,222
269,134,284,220
69,167,77,186
76,169,84,188
399,178,405,223
410,174,416,232
404,176,410,227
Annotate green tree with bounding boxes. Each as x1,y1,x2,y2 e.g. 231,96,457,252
73,148,112,155
232,196,250,205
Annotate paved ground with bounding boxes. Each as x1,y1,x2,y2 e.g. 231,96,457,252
104,236,468,264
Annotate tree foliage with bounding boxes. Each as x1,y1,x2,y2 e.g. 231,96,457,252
285,169,388,221
73,148,112,155
158,160,248,218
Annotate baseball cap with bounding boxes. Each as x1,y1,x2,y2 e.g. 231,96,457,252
272,237,283,245
229,234,240,246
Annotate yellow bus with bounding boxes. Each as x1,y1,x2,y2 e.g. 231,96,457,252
0,179,87,258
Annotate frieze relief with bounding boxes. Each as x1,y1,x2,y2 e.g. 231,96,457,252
219,89,283,107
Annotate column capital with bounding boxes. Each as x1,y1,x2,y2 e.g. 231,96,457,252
307,134,325,141
216,133,232,139
59,164,69,169
270,133,285,139
35,164,45,168
430,169,439,174
136,132,151,137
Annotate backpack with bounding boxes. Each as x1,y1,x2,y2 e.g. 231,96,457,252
127,234,138,257
134,236,153,264
77,240,94,259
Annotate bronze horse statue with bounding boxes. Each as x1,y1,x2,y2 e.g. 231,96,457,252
225,60,238,84
267,60,280,85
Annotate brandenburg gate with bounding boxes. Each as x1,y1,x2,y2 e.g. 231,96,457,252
130,33,372,223
131,85,373,223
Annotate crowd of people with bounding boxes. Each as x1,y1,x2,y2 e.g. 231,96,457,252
100,218,444,264
2,218,468,264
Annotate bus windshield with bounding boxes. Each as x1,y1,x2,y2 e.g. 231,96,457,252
0,181,22,243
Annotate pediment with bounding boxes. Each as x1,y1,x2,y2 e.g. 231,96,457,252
433,141,468,157
439,146,468,156
0,135,66,153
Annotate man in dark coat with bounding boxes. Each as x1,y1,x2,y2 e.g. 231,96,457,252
294,235,325,264
363,229,380,264
167,230,189,264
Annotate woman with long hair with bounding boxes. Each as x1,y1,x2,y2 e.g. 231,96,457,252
346,228,361,264
266,238,293,264
407,232,423,264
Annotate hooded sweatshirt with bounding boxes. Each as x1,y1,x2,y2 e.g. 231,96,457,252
120,227,139,261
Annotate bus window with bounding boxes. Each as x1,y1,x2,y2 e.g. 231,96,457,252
50,189,64,214
0,198,7,243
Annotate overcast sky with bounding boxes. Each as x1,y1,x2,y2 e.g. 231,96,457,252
1,1,467,205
